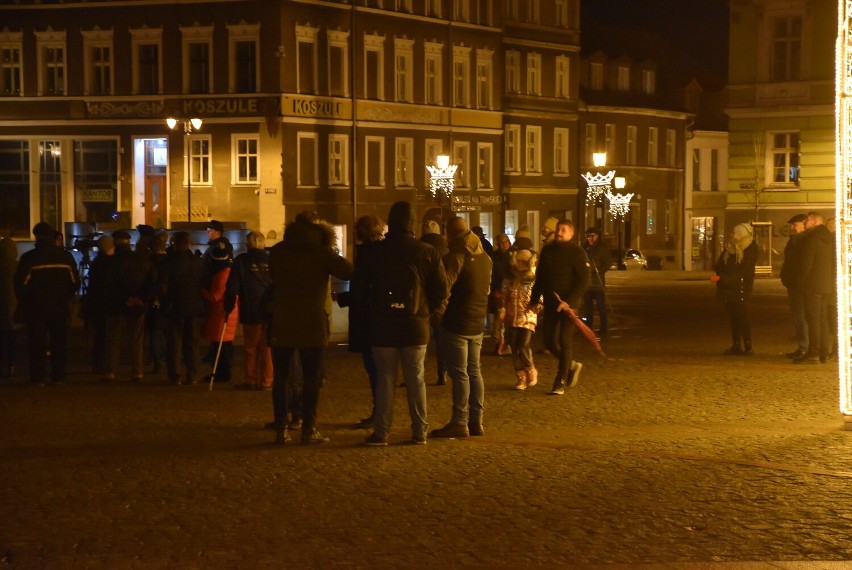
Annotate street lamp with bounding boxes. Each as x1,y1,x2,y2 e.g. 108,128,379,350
166,117,203,222
605,176,633,270
426,154,458,226
582,152,616,205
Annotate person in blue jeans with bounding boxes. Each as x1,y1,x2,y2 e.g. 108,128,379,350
431,217,492,438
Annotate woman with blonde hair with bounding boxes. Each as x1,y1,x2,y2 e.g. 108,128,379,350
714,223,758,355
501,248,541,389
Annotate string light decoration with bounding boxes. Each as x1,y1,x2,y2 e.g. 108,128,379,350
836,0,852,424
581,170,616,204
605,189,633,219
426,154,458,200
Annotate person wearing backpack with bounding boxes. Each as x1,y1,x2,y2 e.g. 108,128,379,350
353,201,448,446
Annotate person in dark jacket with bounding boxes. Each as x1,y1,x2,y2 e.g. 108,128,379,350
13,222,80,385
528,219,591,395
582,227,611,335
202,220,233,280
489,233,512,355
780,213,808,358
159,231,207,385
82,235,115,375
420,219,448,385
431,216,492,439
336,215,384,429
268,213,354,445
794,212,836,364
353,202,448,446
102,230,157,383
714,223,758,356
226,230,273,390
145,232,169,374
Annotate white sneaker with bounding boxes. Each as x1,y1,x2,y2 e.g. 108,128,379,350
567,361,583,388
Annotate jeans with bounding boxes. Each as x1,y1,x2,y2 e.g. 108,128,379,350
583,289,607,332
272,347,323,434
361,349,379,418
440,328,484,425
540,310,575,379
787,289,808,353
371,345,428,439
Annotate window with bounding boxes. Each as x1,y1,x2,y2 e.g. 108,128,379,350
425,138,442,185
771,16,801,81
188,135,211,185
426,0,441,17
297,133,318,187
505,124,521,173
365,137,385,187
454,0,470,22
0,140,30,237
395,138,414,187
181,25,213,94
590,62,603,90
296,25,319,95
453,141,470,188
770,132,800,184
710,149,719,191
475,49,493,109
648,127,658,166
554,128,569,175
584,123,596,163
555,0,569,27
665,199,674,235
526,53,541,95
477,143,493,189
328,31,350,97
642,69,655,95
394,38,414,103
626,125,636,164
228,24,259,93
395,0,412,12
505,50,520,94
232,135,259,185
692,149,701,190
130,28,162,95
617,66,629,91
74,139,118,225
605,124,616,158
477,0,494,26
453,46,471,107
329,134,349,186
555,55,570,98
0,33,22,96
505,0,519,20
646,198,657,234
424,43,443,104
364,34,385,100
35,30,66,96
666,129,677,167
526,126,542,173
525,0,540,23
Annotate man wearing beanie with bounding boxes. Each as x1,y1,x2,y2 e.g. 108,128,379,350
14,222,80,386
431,216,492,438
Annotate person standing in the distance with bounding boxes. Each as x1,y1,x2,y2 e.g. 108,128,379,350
420,219,449,386
431,216,492,439
780,213,808,359
528,219,590,396
582,228,611,336
14,222,80,386
793,212,835,364
268,212,353,445
714,223,758,356
501,248,540,390
82,235,115,375
489,233,513,356
201,241,239,383
202,220,233,271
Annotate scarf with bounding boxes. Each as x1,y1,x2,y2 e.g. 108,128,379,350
724,223,753,263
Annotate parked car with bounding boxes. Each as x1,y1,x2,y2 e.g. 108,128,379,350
611,249,649,270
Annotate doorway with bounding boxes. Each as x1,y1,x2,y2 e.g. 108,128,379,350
38,140,62,231
133,137,168,228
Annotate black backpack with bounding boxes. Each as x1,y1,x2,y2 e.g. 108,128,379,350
371,250,421,317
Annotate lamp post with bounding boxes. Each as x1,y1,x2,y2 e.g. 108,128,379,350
426,154,458,228
581,152,616,229
605,176,633,270
166,117,203,222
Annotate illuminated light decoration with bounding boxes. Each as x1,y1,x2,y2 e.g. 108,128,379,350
581,170,616,204
426,155,458,200
605,189,633,220
836,0,852,424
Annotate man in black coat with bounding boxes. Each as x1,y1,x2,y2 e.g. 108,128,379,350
582,228,611,335
353,202,448,446
780,213,808,358
529,219,590,395
13,222,80,385
794,212,835,364
420,219,448,384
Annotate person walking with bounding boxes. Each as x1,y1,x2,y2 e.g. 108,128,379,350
201,241,239,383
582,227,611,336
226,231,273,390
528,219,590,396
0,237,20,379
268,212,353,445
714,223,758,356
794,212,835,364
158,232,207,385
420,219,449,385
501,248,541,390
490,233,513,356
780,213,808,358
353,202,448,446
13,222,80,386
431,216,492,438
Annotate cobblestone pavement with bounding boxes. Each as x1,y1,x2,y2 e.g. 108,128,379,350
2,271,851,569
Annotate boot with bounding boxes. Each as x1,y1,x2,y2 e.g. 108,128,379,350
547,375,566,396
513,370,527,390
525,367,538,388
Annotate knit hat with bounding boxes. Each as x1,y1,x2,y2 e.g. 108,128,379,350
422,220,441,235
513,248,534,270
543,217,558,234
446,216,470,242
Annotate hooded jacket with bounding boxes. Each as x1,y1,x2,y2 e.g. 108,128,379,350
14,238,79,322
798,224,835,295
439,229,492,336
268,219,353,348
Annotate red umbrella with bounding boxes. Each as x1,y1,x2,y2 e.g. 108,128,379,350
553,292,606,357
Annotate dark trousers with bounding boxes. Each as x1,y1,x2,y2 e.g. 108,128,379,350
204,341,233,381
146,306,166,368
787,289,808,353
106,313,146,378
506,327,534,372
165,316,199,382
0,328,17,378
540,310,575,379
90,316,108,375
27,316,69,384
723,300,751,349
272,347,323,434
583,289,608,332
804,292,831,359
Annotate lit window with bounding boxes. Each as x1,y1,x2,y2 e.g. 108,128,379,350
188,135,212,186
692,148,701,190
232,135,259,185
590,61,603,90
769,132,800,184
642,69,655,94
617,66,629,91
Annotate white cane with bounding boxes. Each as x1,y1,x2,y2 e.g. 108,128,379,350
208,319,228,391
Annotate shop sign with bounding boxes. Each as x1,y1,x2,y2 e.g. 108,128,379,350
283,95,346,119
81,188,114,202
182,98,259,116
